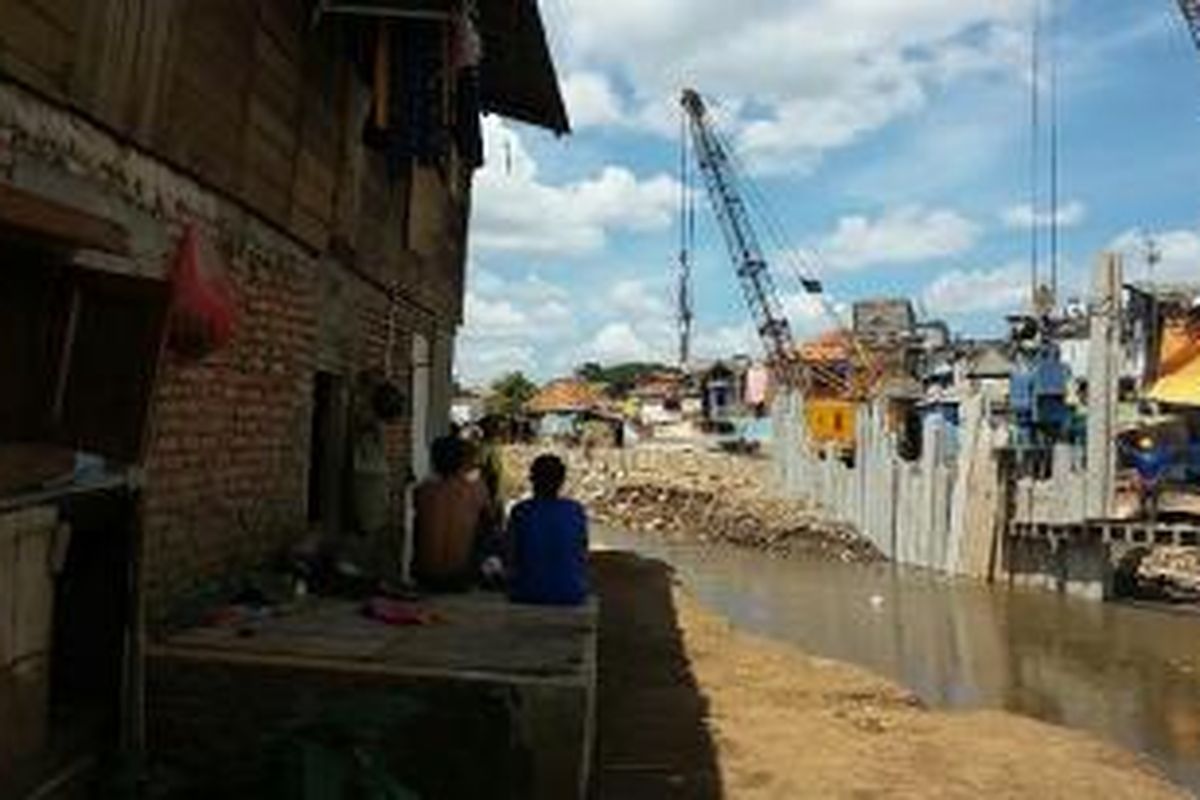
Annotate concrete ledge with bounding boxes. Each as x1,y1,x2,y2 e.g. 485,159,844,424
1004,532,1114,602
1010,520,1200,548
147,593,597,800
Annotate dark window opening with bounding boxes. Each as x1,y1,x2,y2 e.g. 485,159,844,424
0,245,168,465
307,372,349,531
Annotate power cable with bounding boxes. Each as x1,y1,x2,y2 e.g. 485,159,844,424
1049,0,1060,305
1029,0,1042,308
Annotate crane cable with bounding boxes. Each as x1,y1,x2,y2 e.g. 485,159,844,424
1048,0,1061,304
678,107,694,369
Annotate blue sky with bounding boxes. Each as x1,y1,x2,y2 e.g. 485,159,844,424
457,0,1200,386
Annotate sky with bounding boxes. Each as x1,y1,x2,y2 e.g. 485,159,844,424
456,0,1200,387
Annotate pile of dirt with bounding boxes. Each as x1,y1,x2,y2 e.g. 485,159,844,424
504,446,881,564
587,483,878,562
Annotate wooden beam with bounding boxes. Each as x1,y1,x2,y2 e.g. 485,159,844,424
0,183,130,255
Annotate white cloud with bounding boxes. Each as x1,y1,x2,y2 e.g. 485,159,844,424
562,71,624,127
457,267,577,385
687,292,839,363
922,262,1030,315
456,342,538,387
608,278,671,318
818,206,980,271
557,0,1034,171
470,118,679,257
693,322,758,360
584,322,656,364
1109,228,1200,284
1002,201,1087,229
463,293,530,338
781,291,836,333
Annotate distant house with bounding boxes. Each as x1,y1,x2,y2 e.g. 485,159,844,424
526,379,609,440
630,372,684,426
797,331,855,397
853,298,916,342
701,362,741,422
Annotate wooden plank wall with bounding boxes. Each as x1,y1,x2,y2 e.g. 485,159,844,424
0,0,80,100
0,0,439,271
157,0,258,201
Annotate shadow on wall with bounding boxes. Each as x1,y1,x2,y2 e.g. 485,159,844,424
591,551,722,800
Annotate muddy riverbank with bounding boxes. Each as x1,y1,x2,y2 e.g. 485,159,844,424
592,550,1187,799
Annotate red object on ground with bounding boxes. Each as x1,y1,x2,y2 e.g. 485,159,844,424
363,597,440,626
168,224,236,359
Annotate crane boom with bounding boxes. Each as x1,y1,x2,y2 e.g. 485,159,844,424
680,89,802,384
1181,0,1200,52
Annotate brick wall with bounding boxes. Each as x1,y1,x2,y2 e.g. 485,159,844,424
141,245,318,606
141,240,439,612
0,68,459,618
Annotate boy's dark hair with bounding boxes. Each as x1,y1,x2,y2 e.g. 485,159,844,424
530,454,567,498
431,435,467,477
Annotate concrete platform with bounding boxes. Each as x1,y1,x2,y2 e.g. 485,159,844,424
147,592,597,800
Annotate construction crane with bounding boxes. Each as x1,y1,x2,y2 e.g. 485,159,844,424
679,88,808,387
679,88,877,401
1180,0,1200,53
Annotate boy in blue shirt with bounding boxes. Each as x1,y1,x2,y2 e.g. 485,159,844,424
507,454,589,606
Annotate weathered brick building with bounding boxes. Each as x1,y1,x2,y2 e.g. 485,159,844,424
0,0,566,792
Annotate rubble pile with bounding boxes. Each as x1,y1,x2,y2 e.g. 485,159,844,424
504,446,882,564
1138,547,1200,602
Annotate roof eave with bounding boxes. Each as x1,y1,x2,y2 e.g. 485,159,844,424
478,0,571,135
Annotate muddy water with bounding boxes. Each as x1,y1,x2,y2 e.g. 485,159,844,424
595,529,1200,794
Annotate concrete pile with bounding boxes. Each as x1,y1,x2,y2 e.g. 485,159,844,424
504,446,882,563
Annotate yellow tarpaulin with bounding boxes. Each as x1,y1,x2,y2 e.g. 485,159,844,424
1149,319,1200,407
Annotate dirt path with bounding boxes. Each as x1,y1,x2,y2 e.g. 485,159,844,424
591,550,1188,799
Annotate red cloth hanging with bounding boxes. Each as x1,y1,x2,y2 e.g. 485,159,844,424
167,224,237,359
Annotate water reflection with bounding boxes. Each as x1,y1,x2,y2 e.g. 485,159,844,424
595,530,1200,794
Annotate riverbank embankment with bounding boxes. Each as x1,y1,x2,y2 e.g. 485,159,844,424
591,550,1187,799
505,445,879,563
505,445,1200,601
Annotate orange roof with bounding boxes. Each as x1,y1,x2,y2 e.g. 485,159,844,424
631,373,681,398
798,330,853,364
526,379,606,414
